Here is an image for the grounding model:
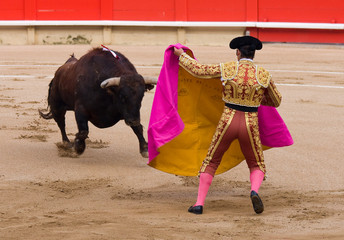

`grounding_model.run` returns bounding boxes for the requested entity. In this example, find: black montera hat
[229,36,262,50]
